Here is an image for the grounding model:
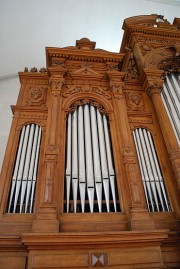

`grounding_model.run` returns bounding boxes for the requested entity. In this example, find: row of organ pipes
[7,124,42,213]
[133,128,170,212]
[65,104,119,213]
[162,73,180,146]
